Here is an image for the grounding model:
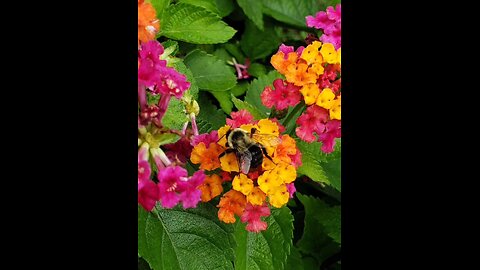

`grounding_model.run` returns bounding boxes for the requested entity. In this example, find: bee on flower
[190,110,301,232]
